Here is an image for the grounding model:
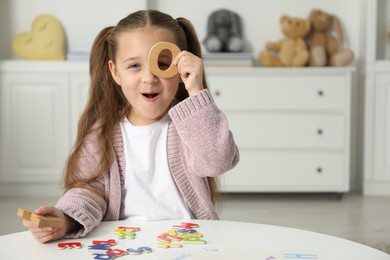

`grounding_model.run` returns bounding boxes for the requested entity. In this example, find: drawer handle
[316,167,323,174]
[318,90,324,96]
[214,90,221,97]
[317,128,323,135]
